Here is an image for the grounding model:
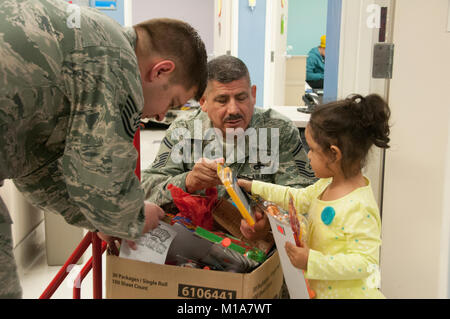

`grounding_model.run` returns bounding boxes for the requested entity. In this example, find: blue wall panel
[238,0,266,107]
[90,0,124,26]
